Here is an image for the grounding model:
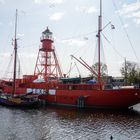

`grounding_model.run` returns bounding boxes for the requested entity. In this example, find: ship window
[48,89,56,95]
